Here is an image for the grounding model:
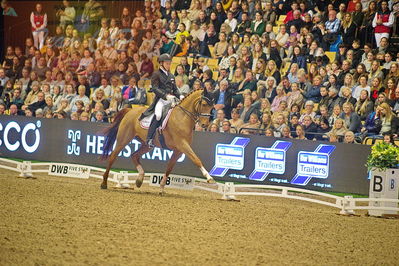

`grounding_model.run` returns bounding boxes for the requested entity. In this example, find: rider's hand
[166,94,176,101]
[179,95,185,100]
